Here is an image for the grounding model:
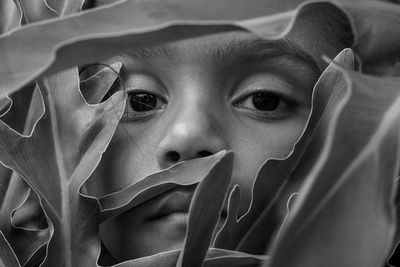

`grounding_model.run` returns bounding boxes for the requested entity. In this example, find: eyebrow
[217,38,321,73]
[120,37,320,74]
[123,44,177,60]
